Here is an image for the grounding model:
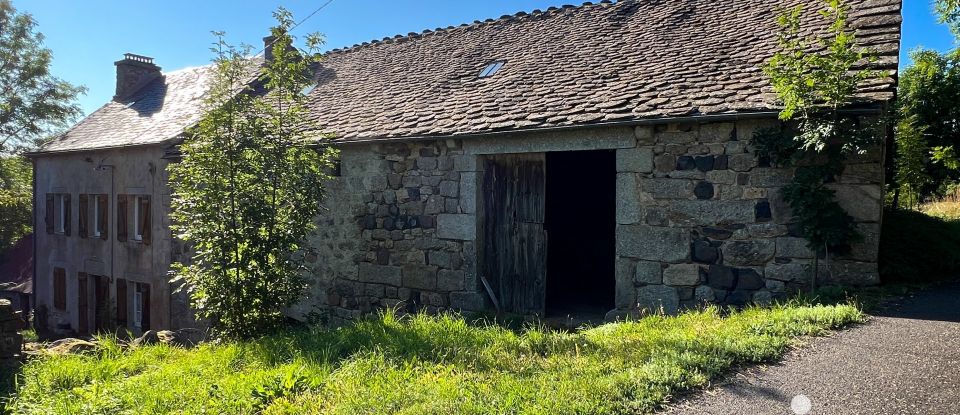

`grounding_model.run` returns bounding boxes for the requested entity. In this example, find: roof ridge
[325,0,619,56]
